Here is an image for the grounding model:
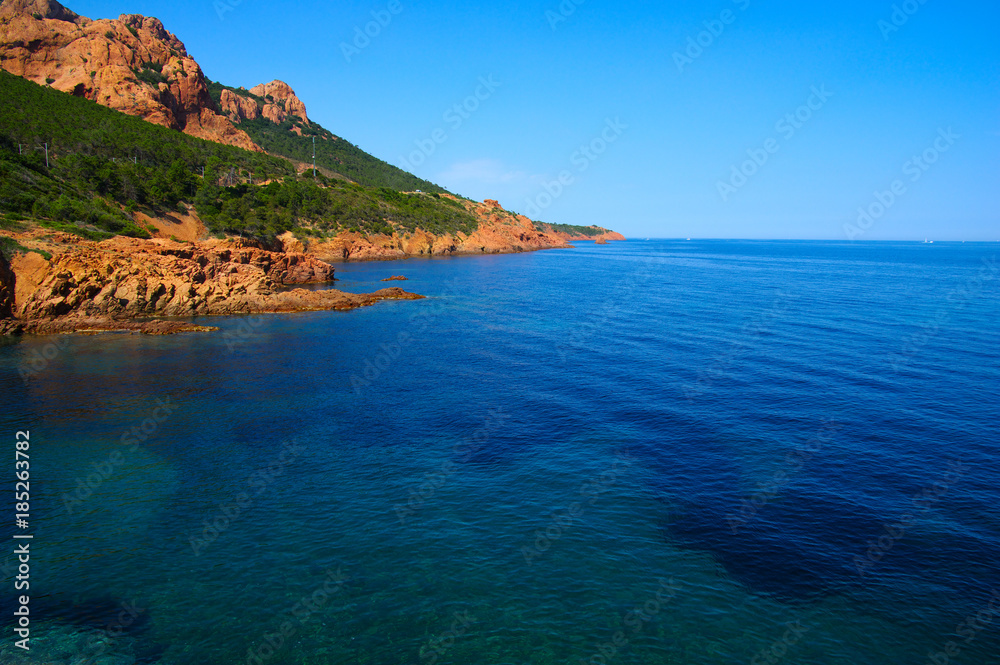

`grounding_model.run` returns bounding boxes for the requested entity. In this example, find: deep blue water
[1,239,999,664]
